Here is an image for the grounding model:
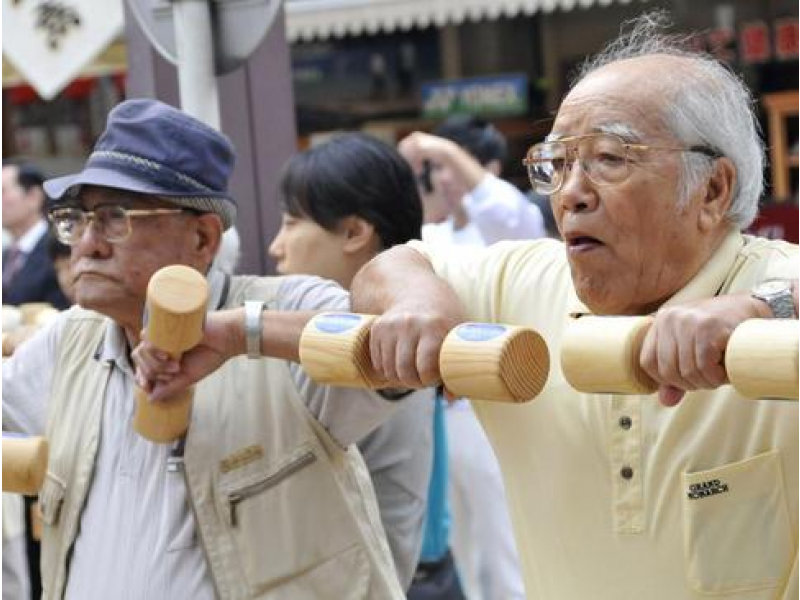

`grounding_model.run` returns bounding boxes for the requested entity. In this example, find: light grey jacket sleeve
[276,275,404,448]
[357,389,434,589]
